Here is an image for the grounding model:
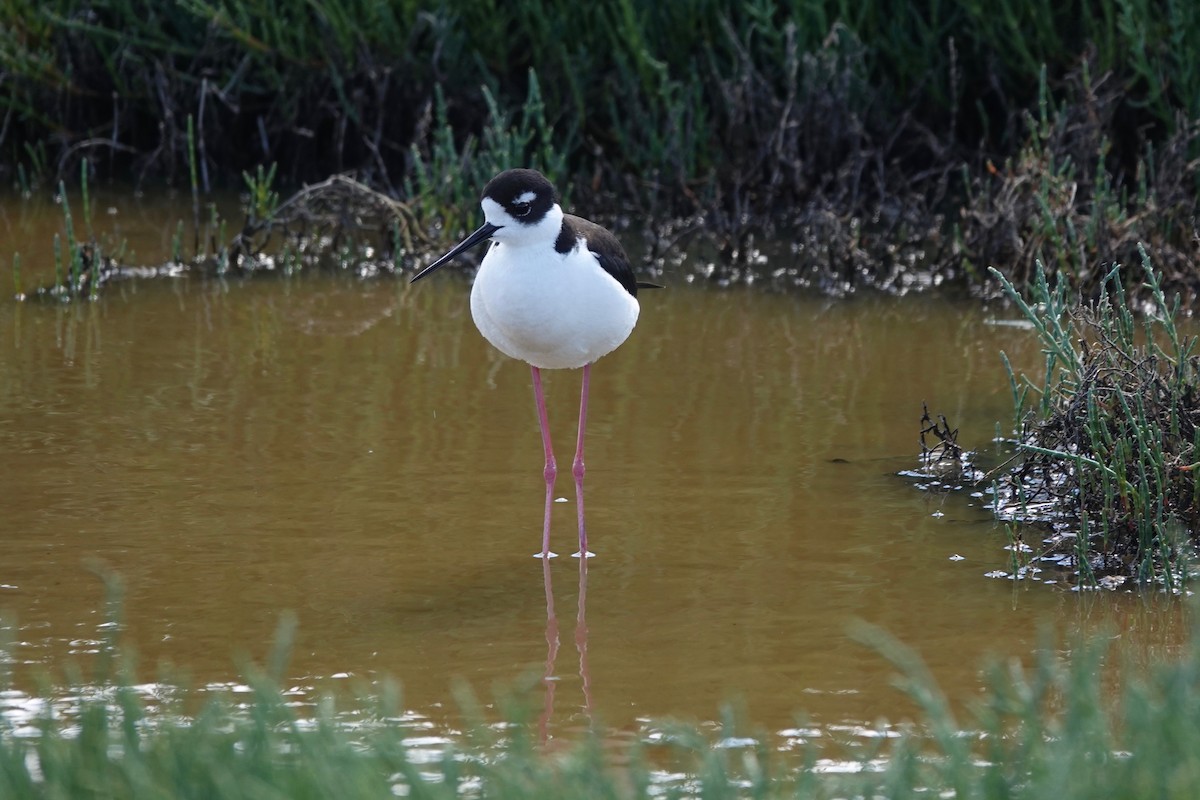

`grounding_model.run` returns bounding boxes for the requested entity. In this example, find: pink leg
[573,364,593,558]
[532,366,557,558]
